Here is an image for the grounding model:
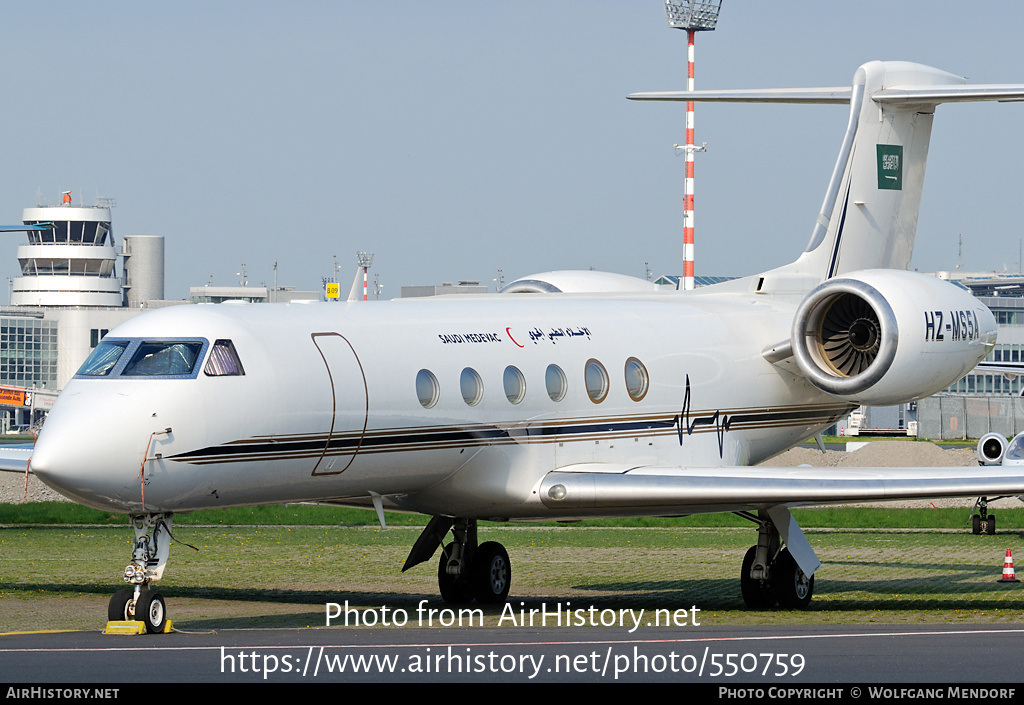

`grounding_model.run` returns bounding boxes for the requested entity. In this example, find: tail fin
[629,61,1024,283]
[791,62,955,278]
